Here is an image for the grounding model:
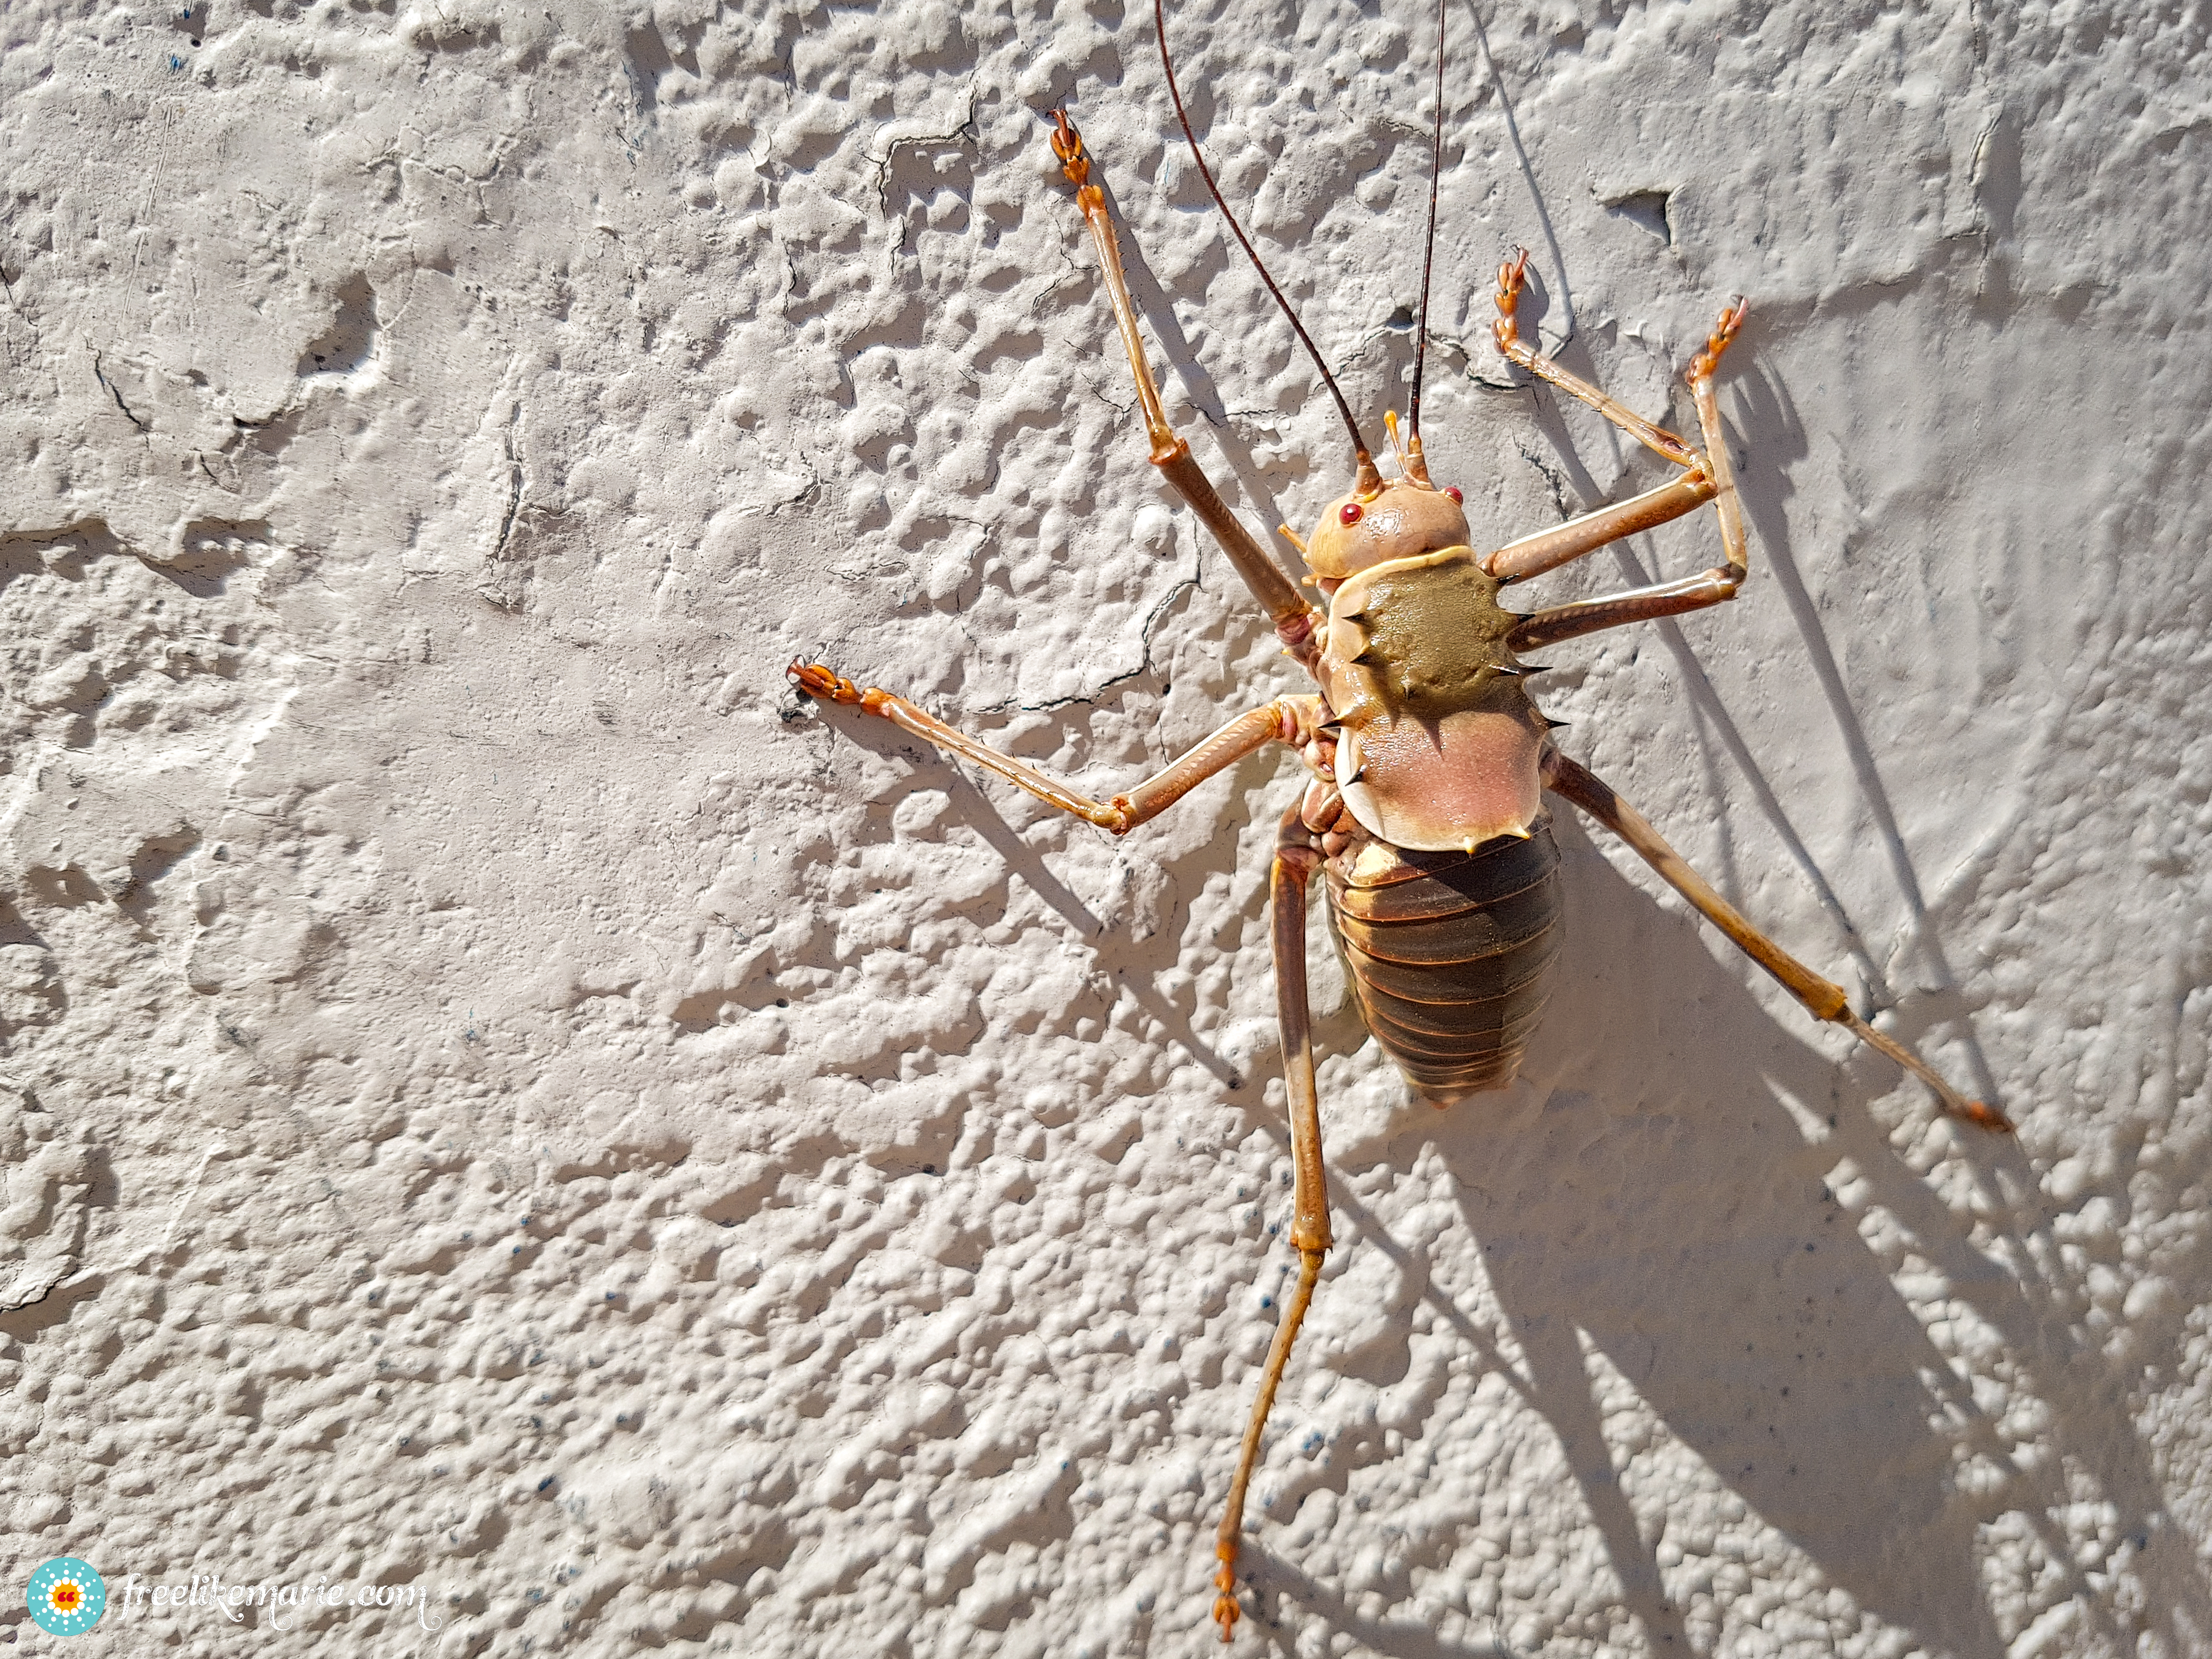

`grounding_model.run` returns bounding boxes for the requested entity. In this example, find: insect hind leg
[1542,748,2010,1132]
[1214,809,1334,1642]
